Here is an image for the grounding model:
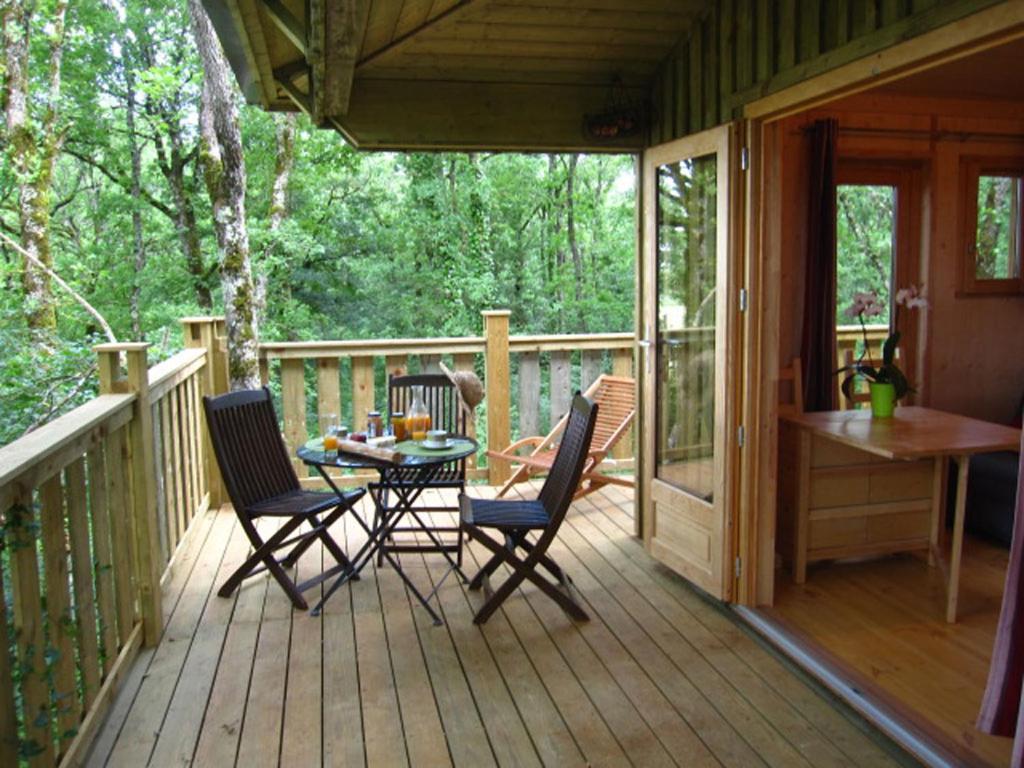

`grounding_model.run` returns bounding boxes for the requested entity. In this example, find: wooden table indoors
[779,406,1020,622]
